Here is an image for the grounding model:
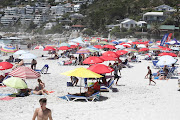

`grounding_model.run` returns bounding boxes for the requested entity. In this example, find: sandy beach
[0,49,179,120]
